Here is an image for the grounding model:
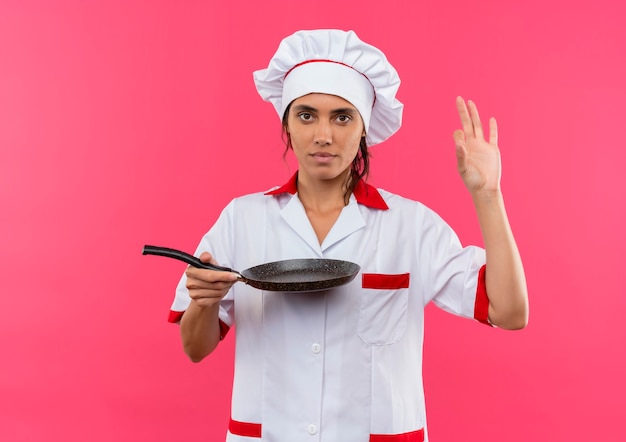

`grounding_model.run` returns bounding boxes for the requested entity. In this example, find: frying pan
[142,245,360,292]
